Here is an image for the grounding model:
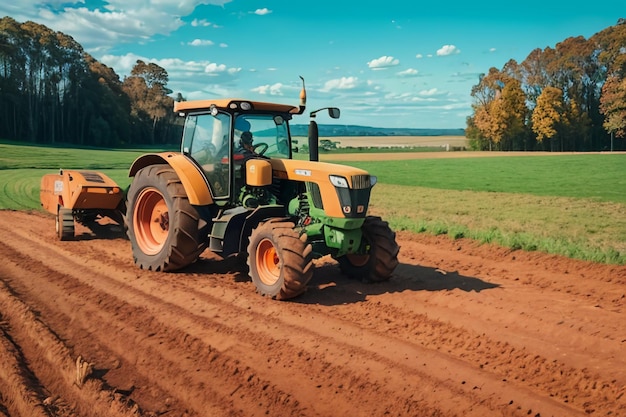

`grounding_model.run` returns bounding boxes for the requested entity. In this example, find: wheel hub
[257,238,281,286]
[134,188,169,255]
